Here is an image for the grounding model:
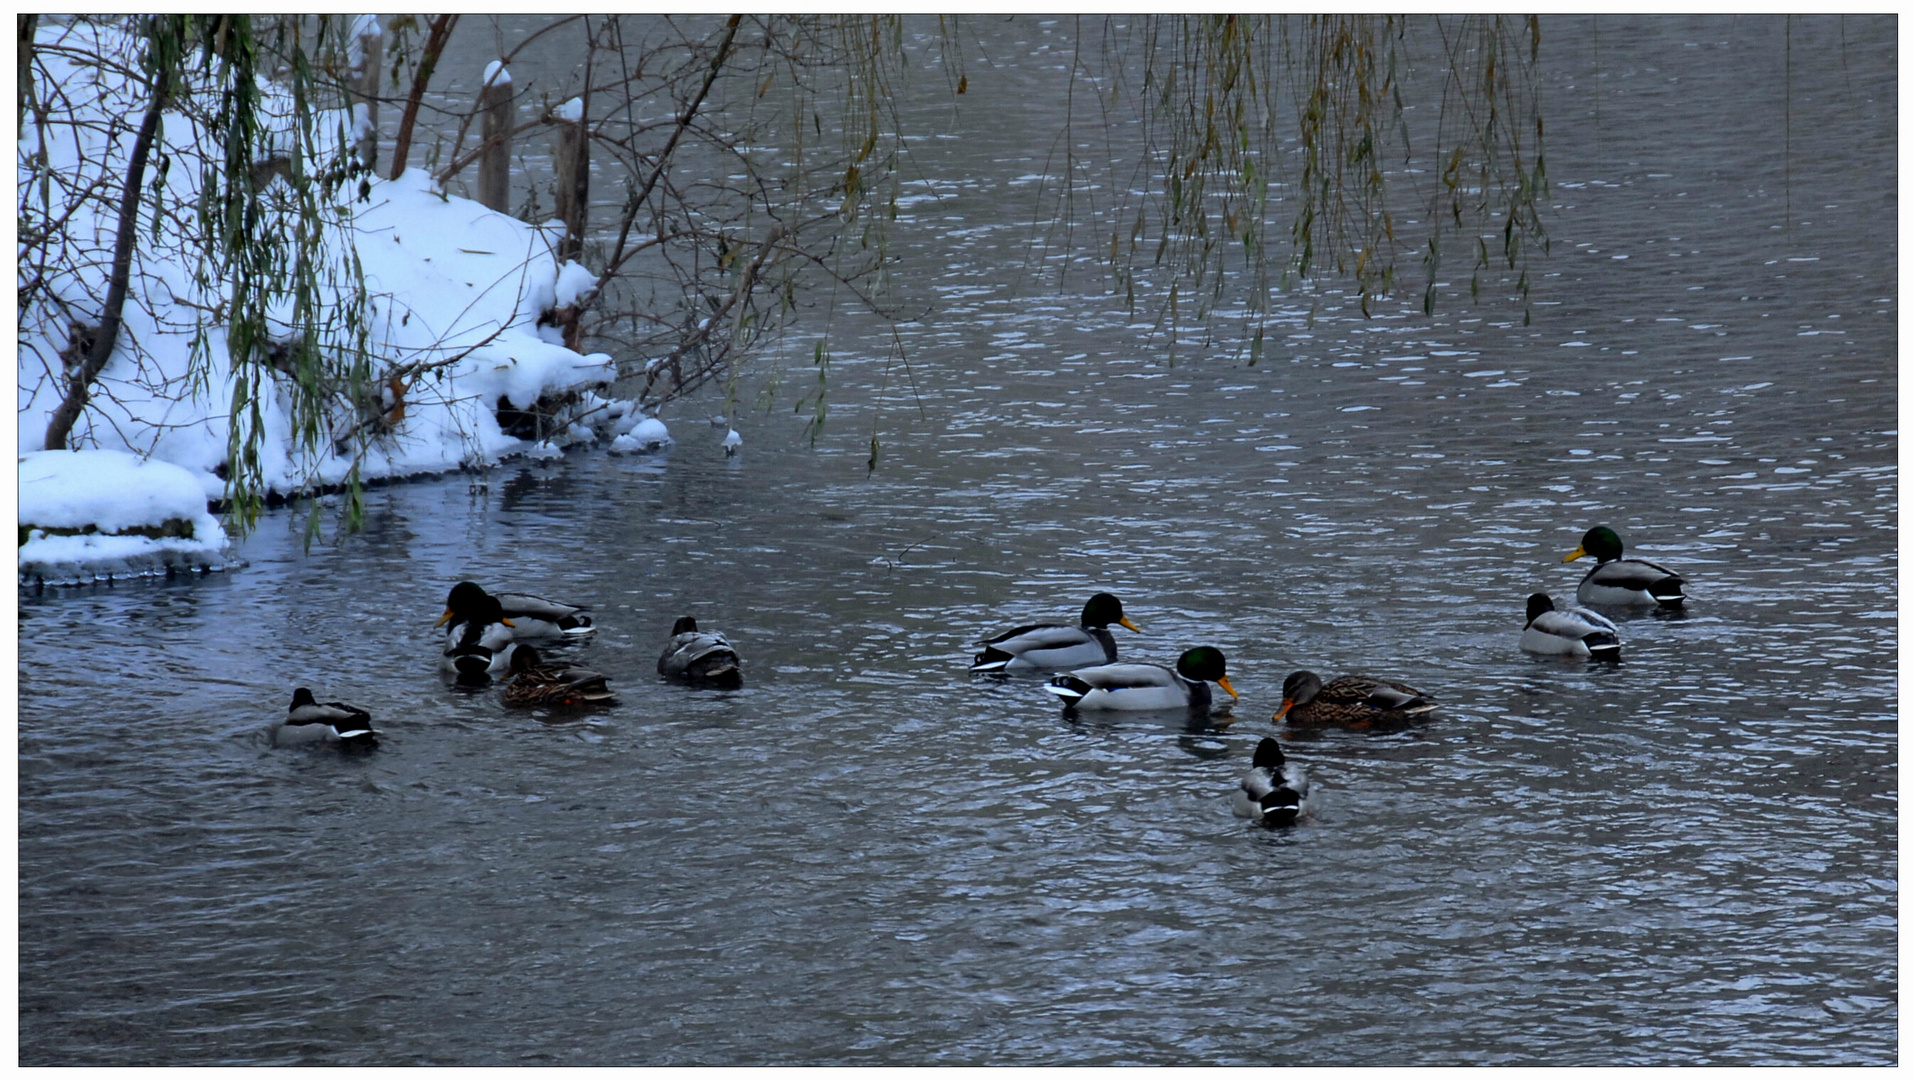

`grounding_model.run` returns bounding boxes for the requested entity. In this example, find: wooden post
[551,96,587,263]
[478,61,512,213]
[351,16,381,172]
